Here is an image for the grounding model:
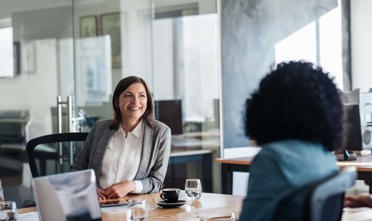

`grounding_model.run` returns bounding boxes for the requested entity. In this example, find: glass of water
[0,201,17,221]
[185,179,202,202]
[0,180,4,202]
[126,199,147,221]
